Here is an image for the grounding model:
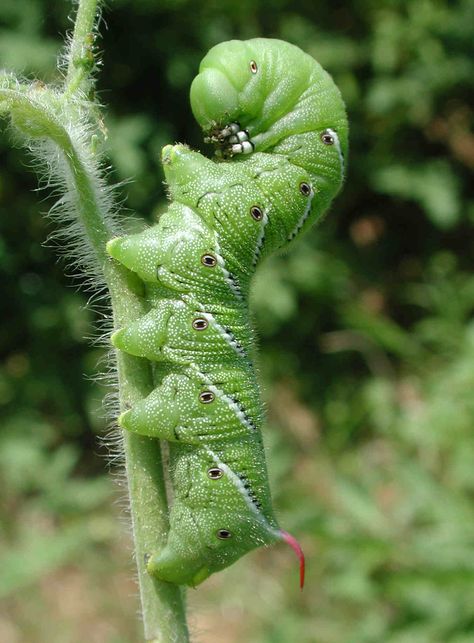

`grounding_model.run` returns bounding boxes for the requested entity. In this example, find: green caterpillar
[107,38,348,588]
